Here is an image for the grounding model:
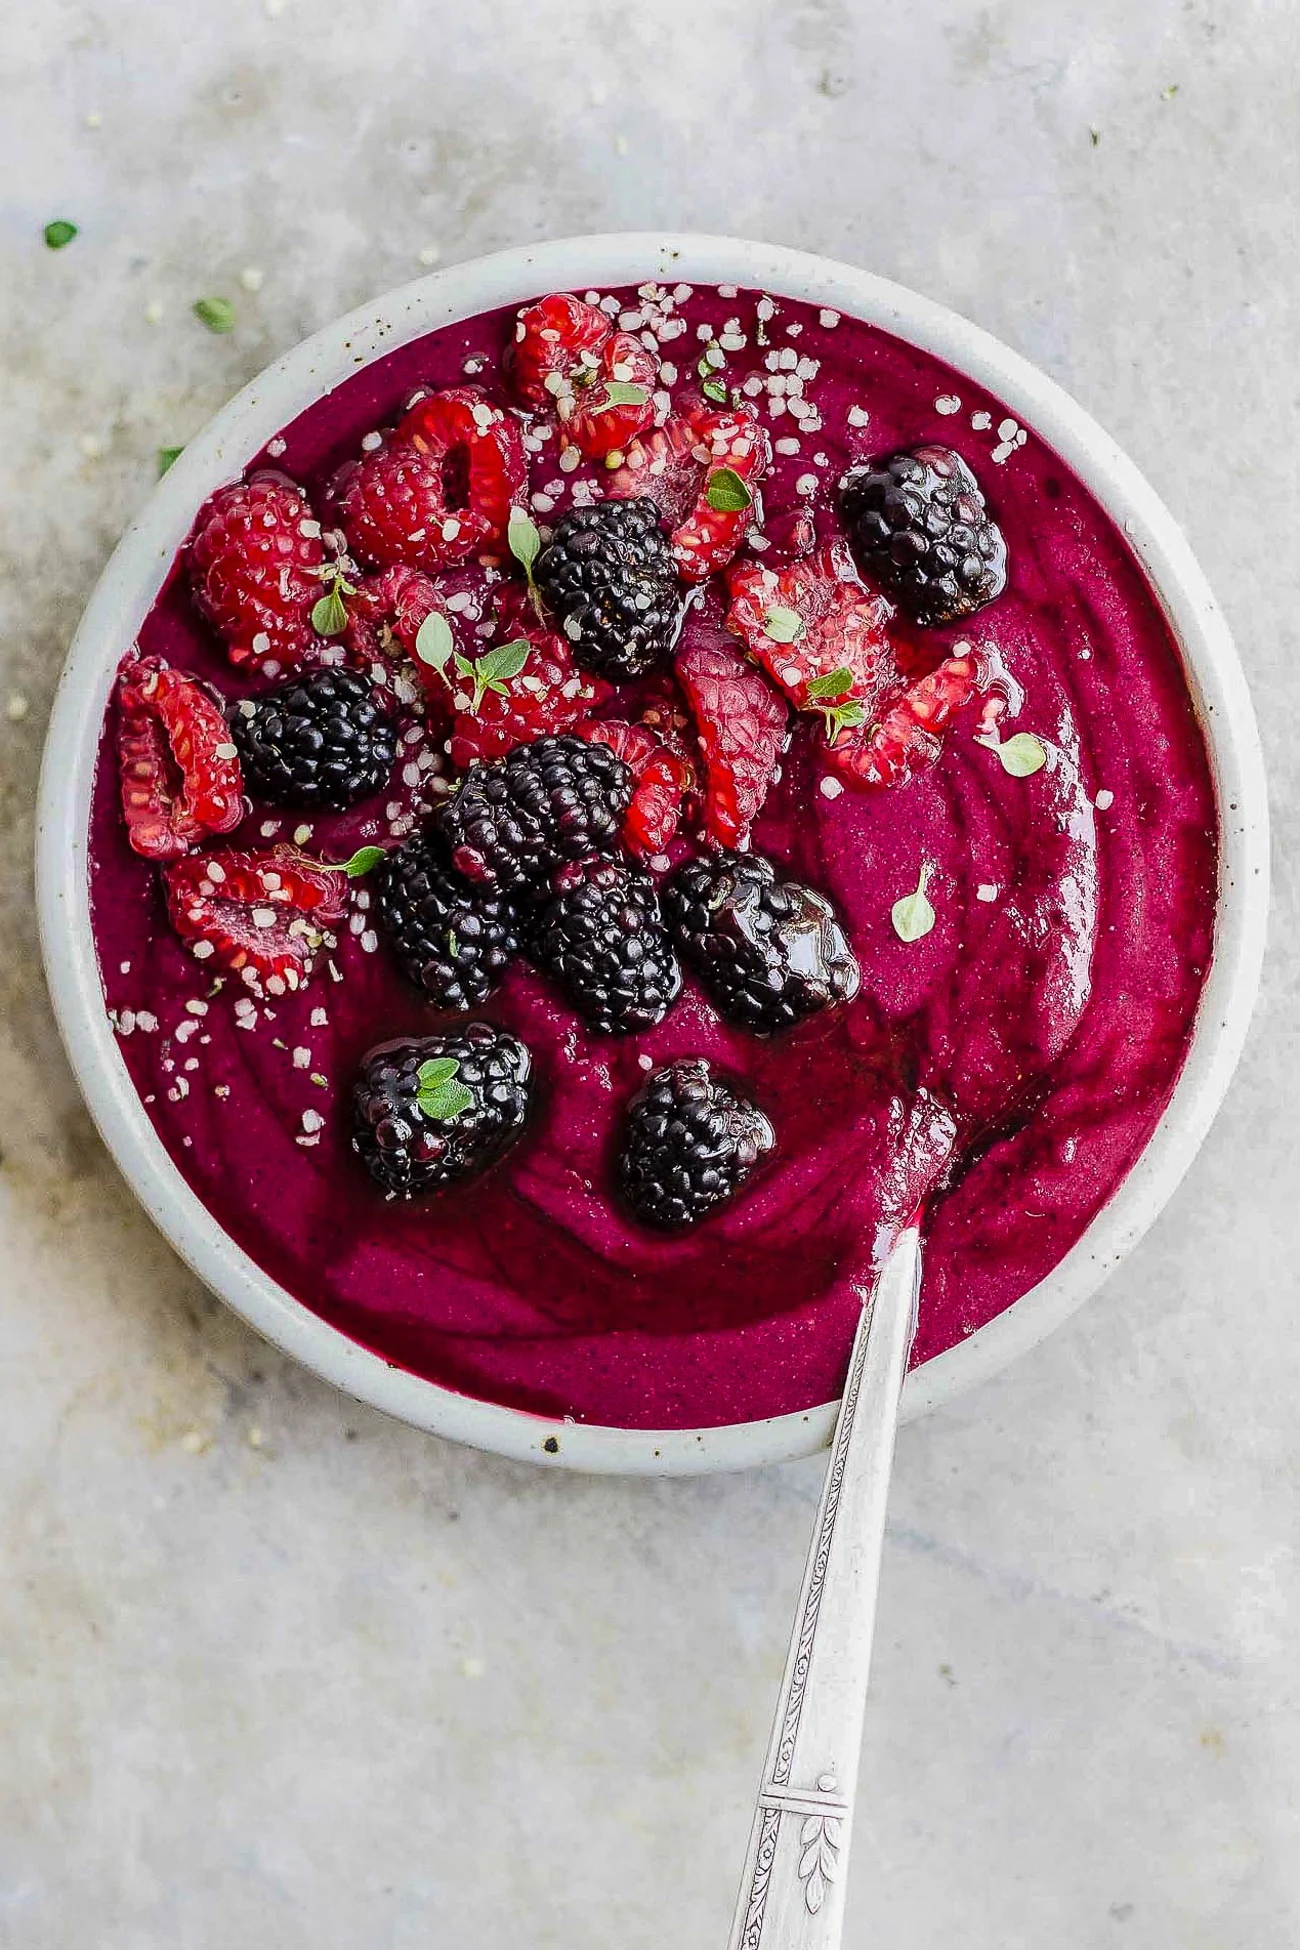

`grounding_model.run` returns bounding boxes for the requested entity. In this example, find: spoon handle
[725,1227,922,1950]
